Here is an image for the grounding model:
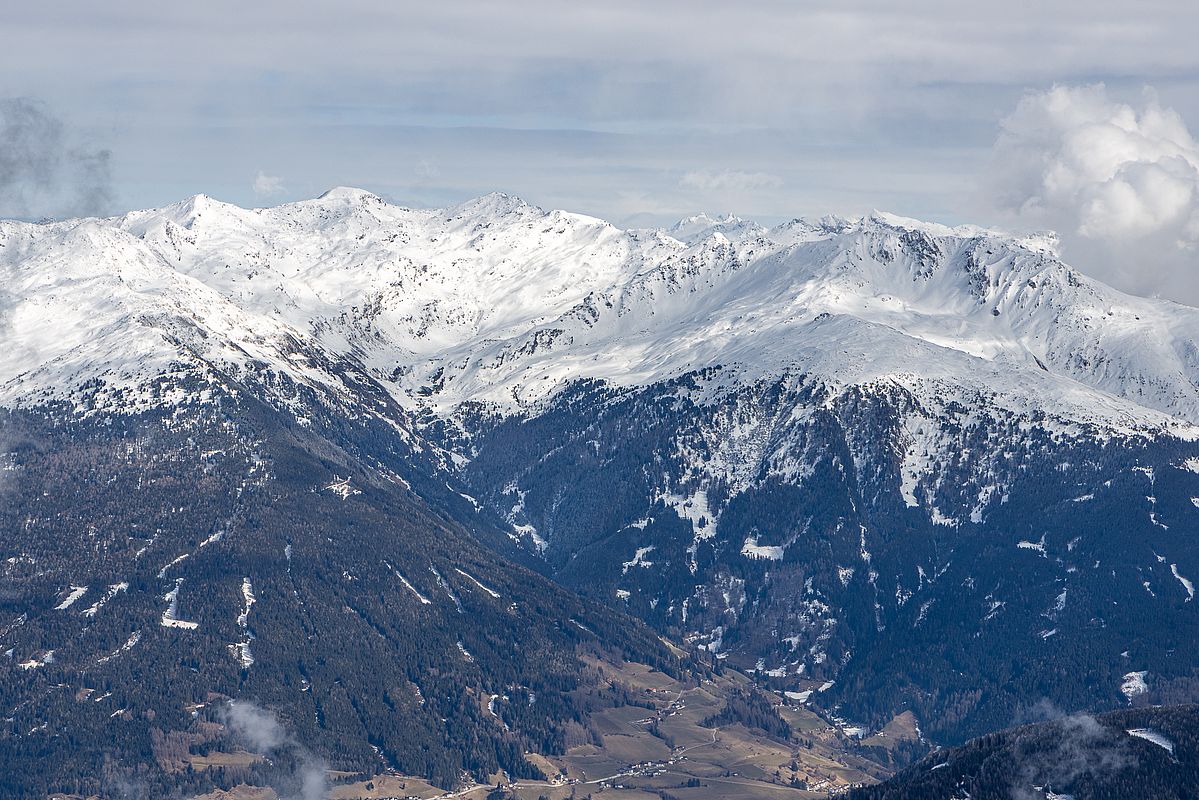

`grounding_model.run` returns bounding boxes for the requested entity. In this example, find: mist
[221,700,328,800]
[1007,703,1136,800]
[0,97,113,220]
